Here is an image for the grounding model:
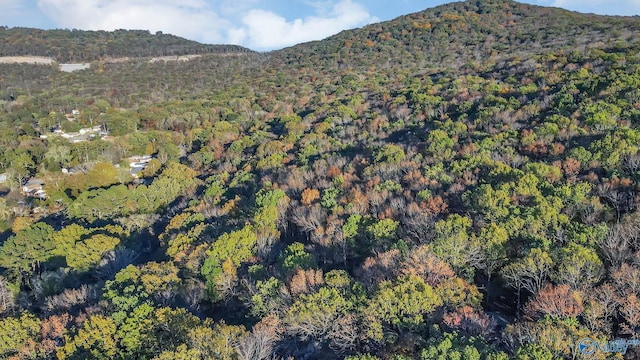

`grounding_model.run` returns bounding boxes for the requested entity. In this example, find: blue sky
[1,0,639,51]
